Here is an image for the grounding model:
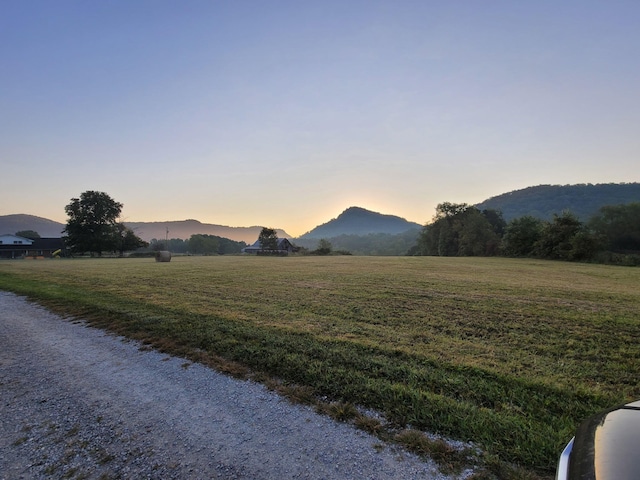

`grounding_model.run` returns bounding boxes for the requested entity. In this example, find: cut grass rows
[1,256,639,477]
